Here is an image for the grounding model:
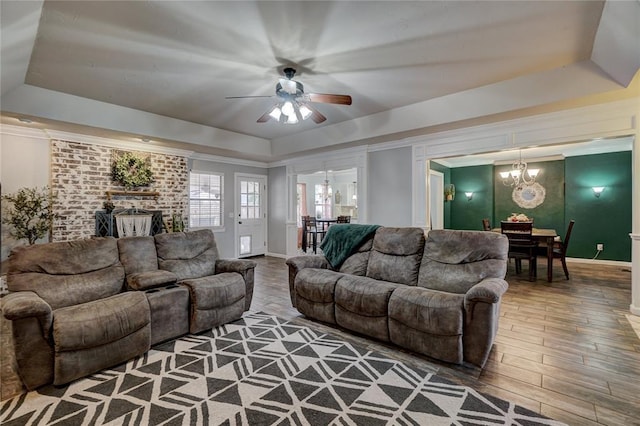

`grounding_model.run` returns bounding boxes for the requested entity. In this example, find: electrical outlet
[597,243,604,251]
